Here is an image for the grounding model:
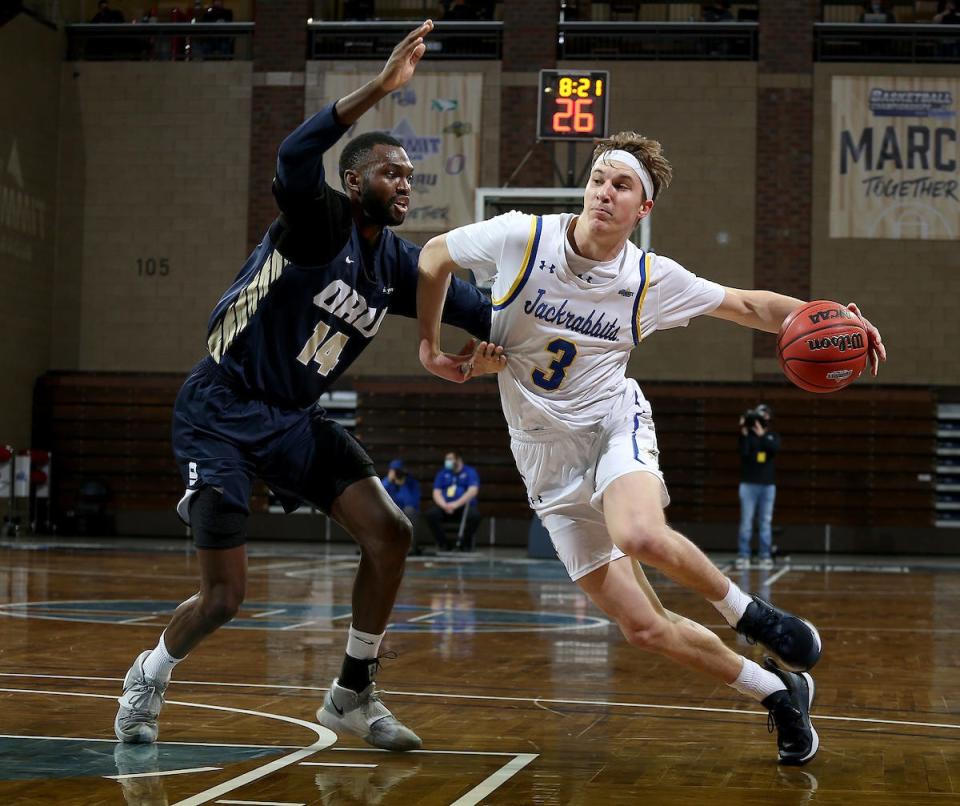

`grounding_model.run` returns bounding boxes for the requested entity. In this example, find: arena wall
[0,15,60,447]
